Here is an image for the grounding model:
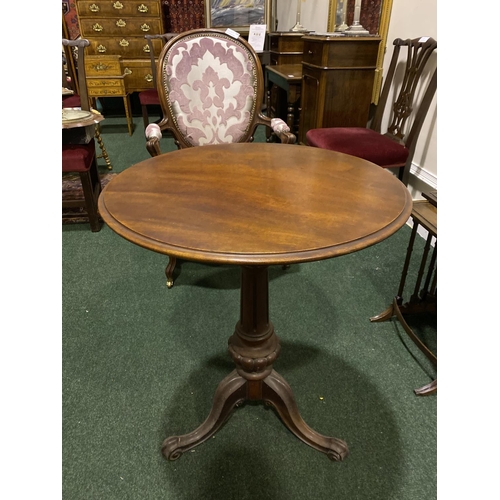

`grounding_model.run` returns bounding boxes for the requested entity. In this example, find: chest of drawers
[75,0,165,92]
